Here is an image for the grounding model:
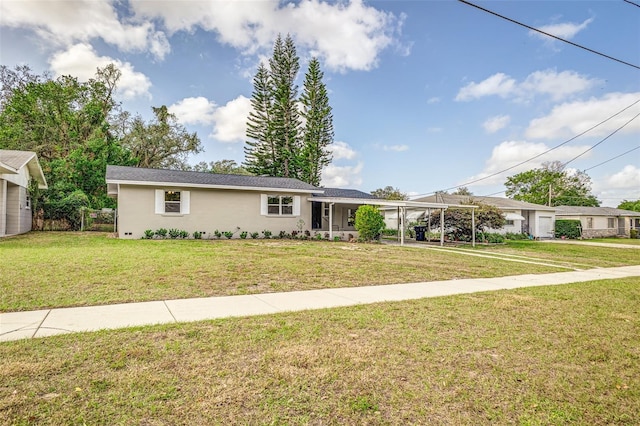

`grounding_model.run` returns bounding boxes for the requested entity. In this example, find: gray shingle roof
[316,187,375,199]
[106,165,321,192]
[414,194,556,211]
[555,205,640,217]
